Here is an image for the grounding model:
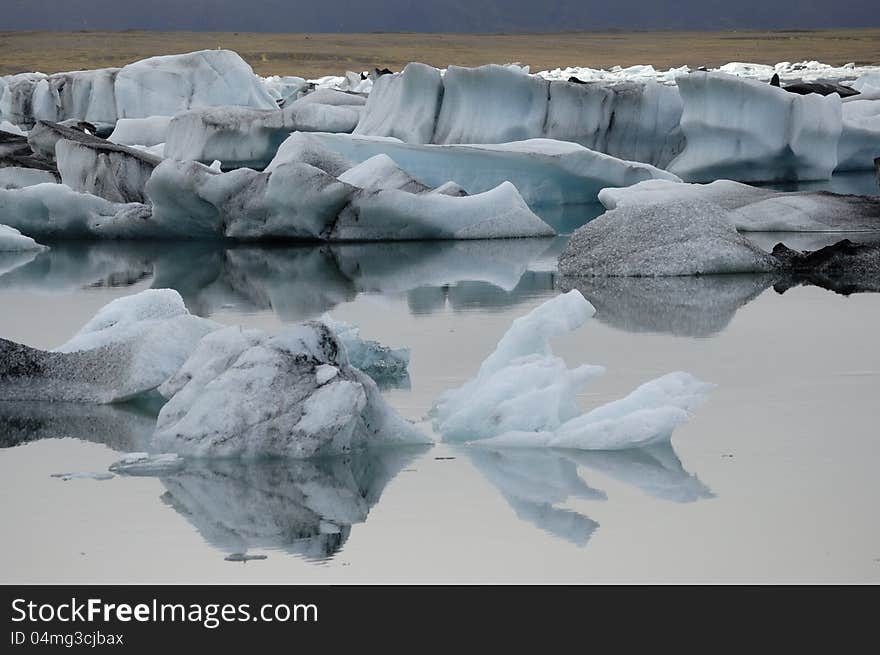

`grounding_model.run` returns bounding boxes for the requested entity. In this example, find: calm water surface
[1,172,879,583]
